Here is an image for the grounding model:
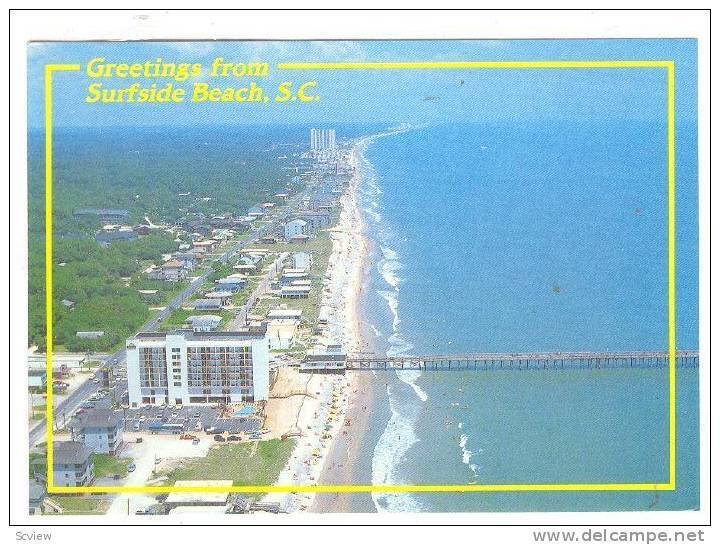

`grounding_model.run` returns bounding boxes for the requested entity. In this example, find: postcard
[10,10,709,537]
